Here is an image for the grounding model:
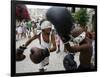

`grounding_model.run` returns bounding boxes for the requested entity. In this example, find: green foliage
[73,8,89,27]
